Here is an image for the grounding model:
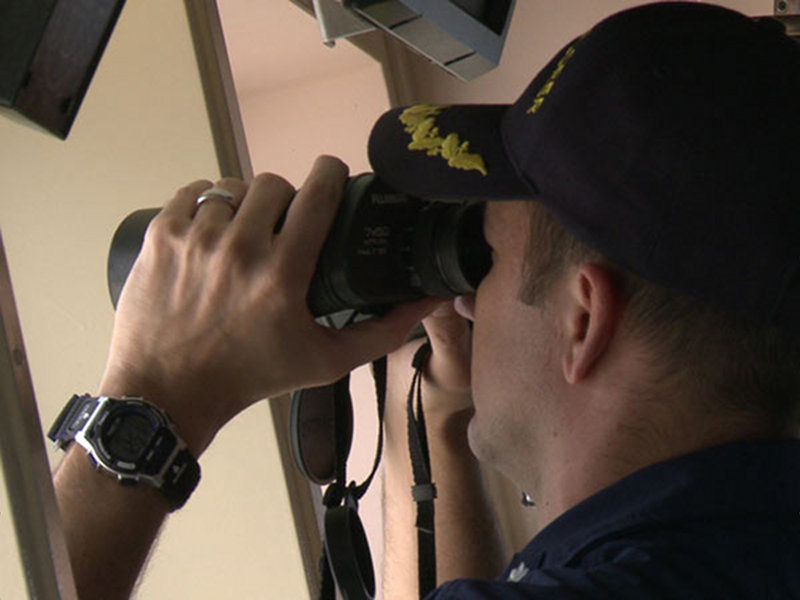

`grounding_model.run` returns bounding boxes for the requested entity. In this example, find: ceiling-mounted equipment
[311,0,516,81]
[0,0,126,139]
[774,0,800,39]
